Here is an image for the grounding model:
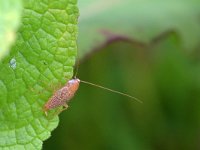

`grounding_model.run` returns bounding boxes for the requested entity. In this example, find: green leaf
[78,0,200,57]
[0,0,22,60]
[0,0,78,149]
